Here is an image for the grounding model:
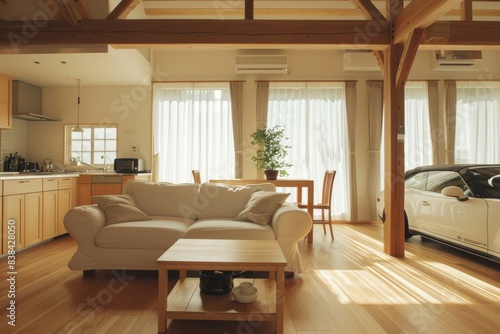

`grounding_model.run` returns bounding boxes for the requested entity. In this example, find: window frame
[64,124,118,166]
